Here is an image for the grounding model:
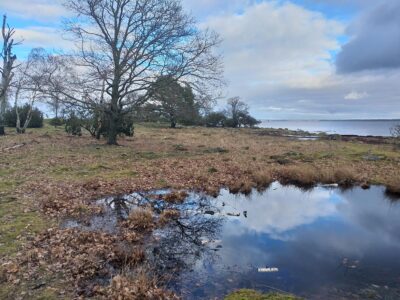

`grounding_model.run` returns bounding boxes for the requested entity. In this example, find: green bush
[204,112,227,127]
[65,113,82,136]
[224,118,236,128]
[49,117,65,127]
[4,104,44,128]
[238,112,261,128]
